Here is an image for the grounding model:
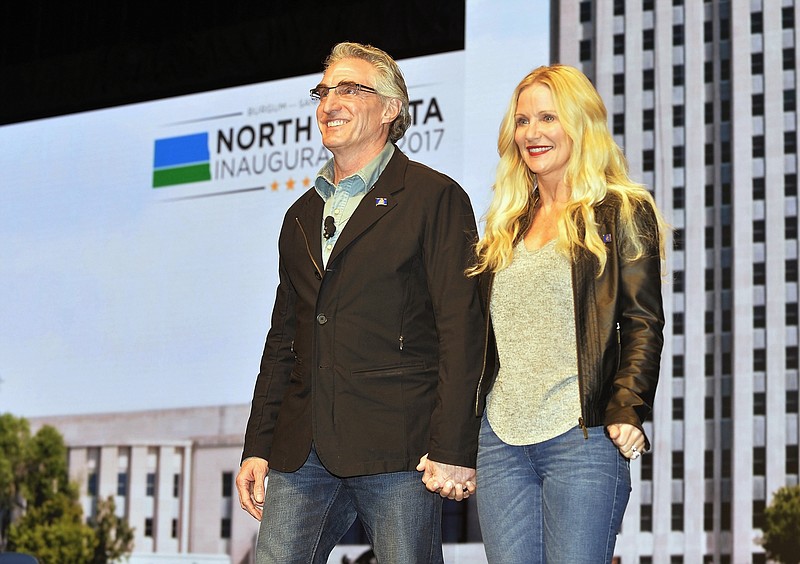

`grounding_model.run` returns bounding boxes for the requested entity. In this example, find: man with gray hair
[236,42,484,563]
